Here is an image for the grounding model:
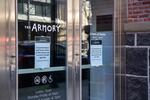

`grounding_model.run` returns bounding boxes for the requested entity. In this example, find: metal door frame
[67,0,82,100]
[8,0,117,100]
[14,0,82,100]
[0,0,82,99]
